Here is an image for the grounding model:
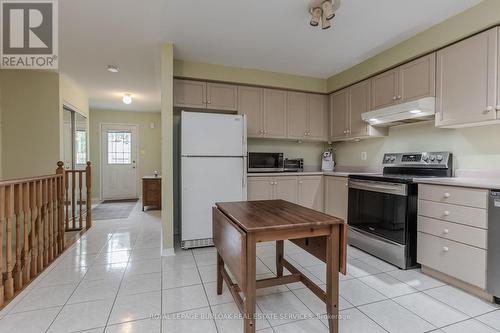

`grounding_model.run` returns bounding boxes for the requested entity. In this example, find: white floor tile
[162,252,196,270]
[198,265,218,283]
[162,307,217,333]
[424,285,499,317]
[37,267,87,287]
[441,319,498,333]
[335,307,387,333]
[204,281,237,305]
[476,310,500,331]
[93,250,131,265]
[162,267,201,289]
[292,287,353,314]
[393,292,469,328]
[105,318,160,333]
[108,291,161,325]
[129,247,162,262]
[358,273,417,298]
[211,301,270,333]
[359,299,436,333]
[339,279,387,306]
[68,278,120,304]
[387,269,446,291]
[273,318,328,332]
[257,291,313,326]
[119,272,161,296]
[346,259,383,278]
[84,263,126,282]
[162,285,209,314]
[0,306,61,333]
[125,259,162,277]
[48,299,114,333]
[11,284,76,313]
